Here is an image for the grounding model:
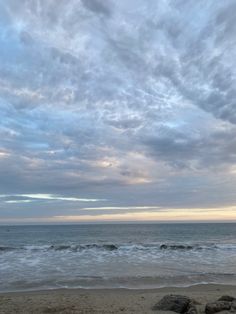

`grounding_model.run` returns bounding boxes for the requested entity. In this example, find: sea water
[0,223,236,292]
